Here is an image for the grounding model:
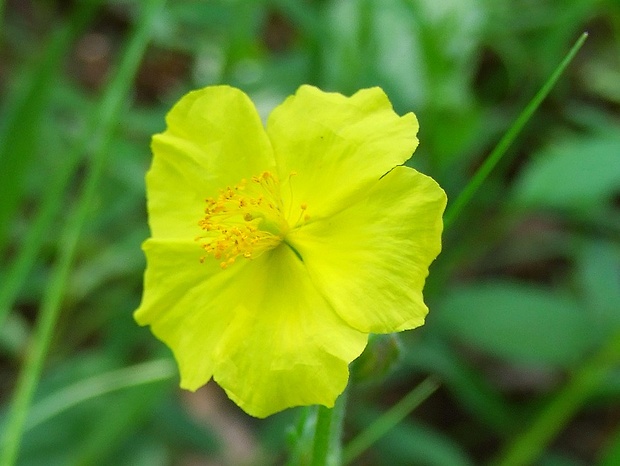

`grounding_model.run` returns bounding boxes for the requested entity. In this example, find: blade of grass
[72,378,170,466]
[0,1,99,254]
[21,359,175,432]
[0,149,79,327]
[404,338,515,433]
[0,1,166,464]
[493,328,620,466]
[443,32,588,229]
[0,2,131,328]
[343,376,440,465]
